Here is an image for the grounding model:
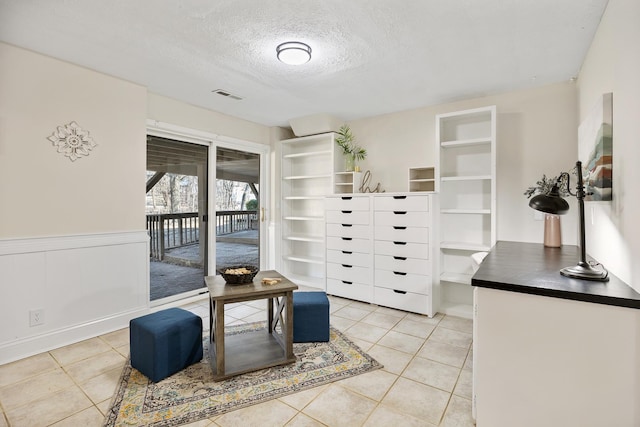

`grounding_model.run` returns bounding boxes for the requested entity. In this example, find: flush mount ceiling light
[276,41,311,65]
